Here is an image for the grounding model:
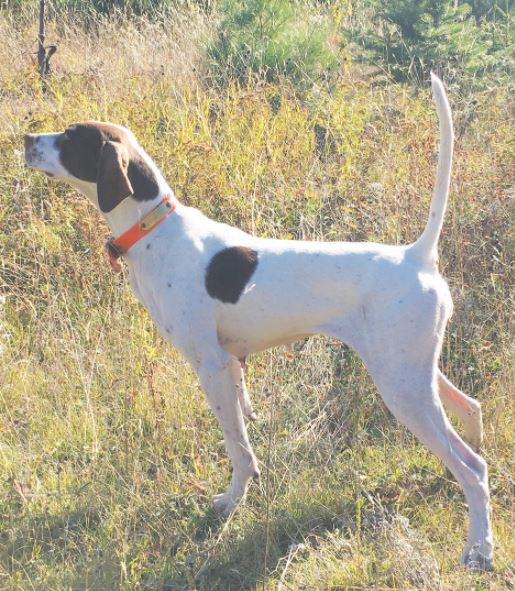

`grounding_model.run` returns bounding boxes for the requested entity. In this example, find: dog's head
[24,122,160,212]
